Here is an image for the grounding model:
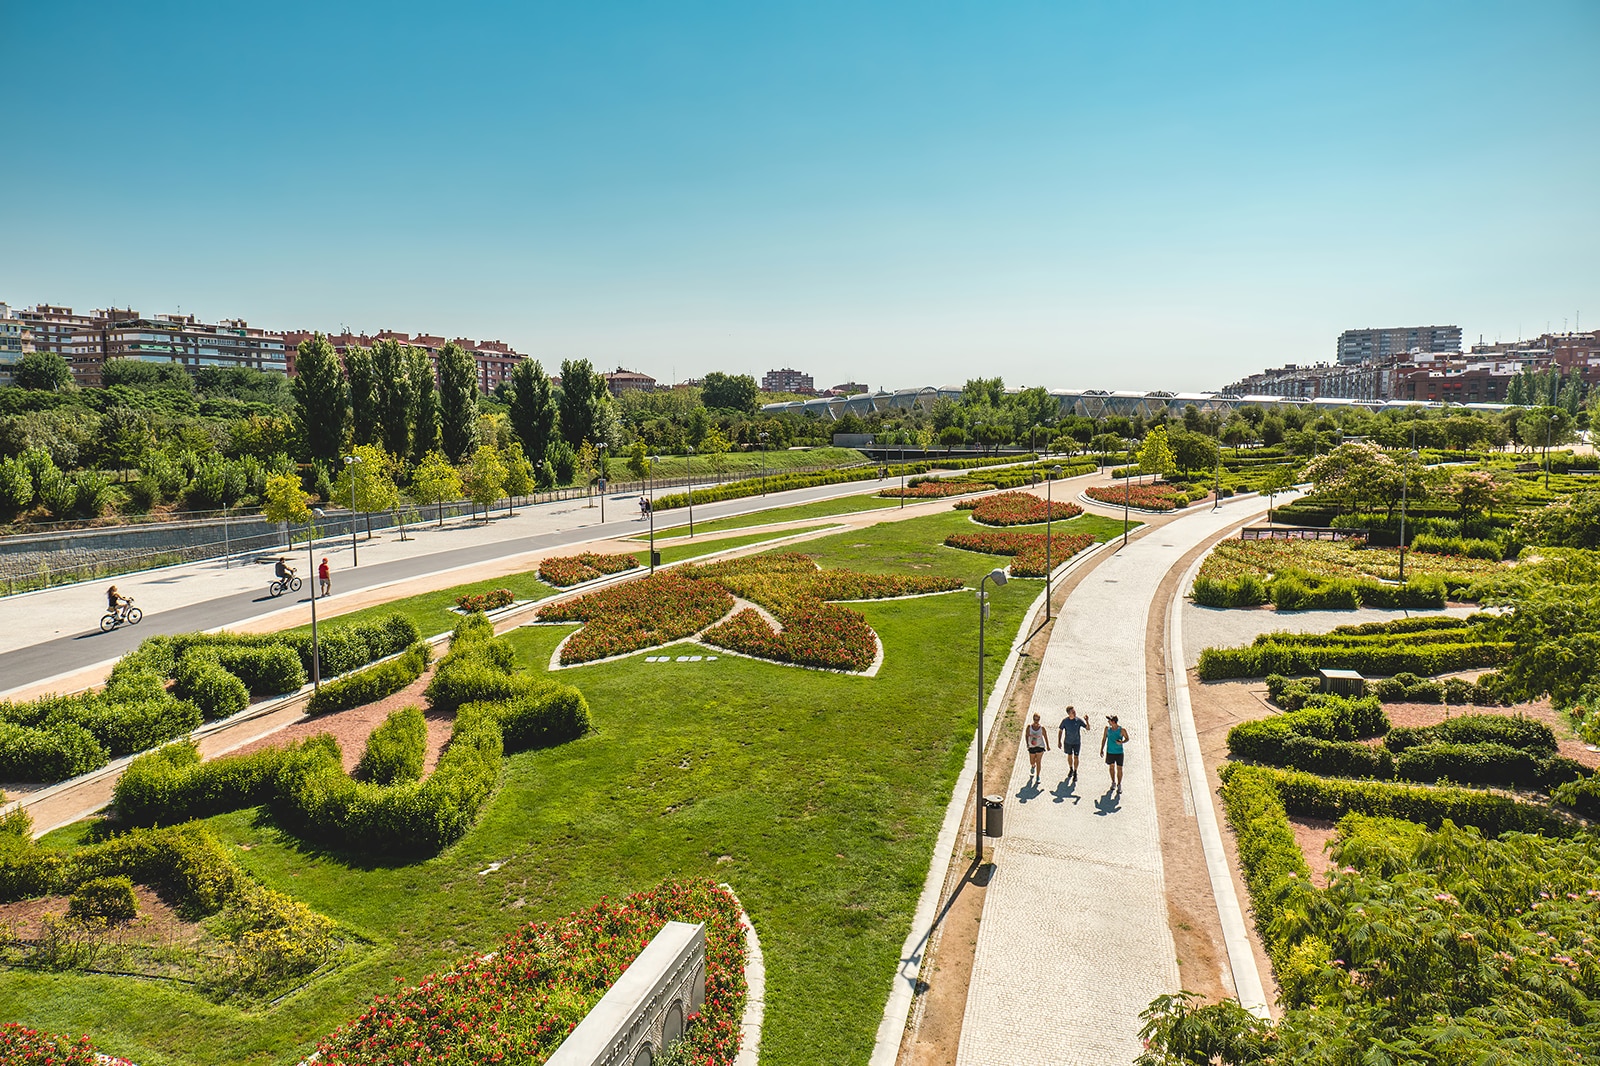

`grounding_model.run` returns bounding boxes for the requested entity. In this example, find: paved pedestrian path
[956,496,1272,1065]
